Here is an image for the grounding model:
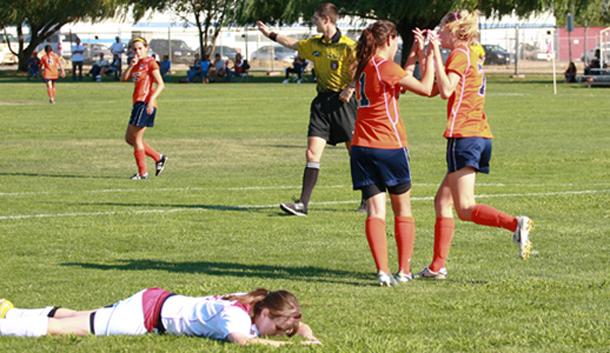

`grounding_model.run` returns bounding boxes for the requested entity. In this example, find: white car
[0,34,18,64]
